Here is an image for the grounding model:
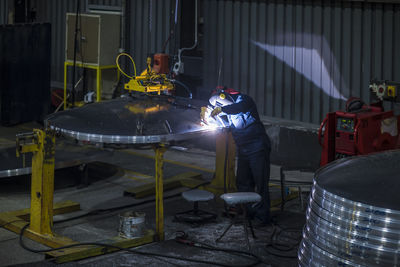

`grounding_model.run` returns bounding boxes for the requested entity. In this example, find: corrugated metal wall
[203,0,400,124]
[36,0,87,84]
[1,0,399,125]
[33,0,174,86]
[87,0,122,11]
[127,0,175,72]
[0,0,8,24]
